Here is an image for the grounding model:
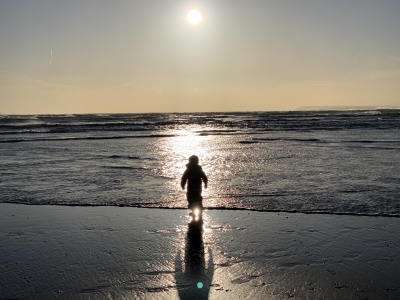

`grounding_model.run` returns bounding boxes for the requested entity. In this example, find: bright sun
[187,9,202,25]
